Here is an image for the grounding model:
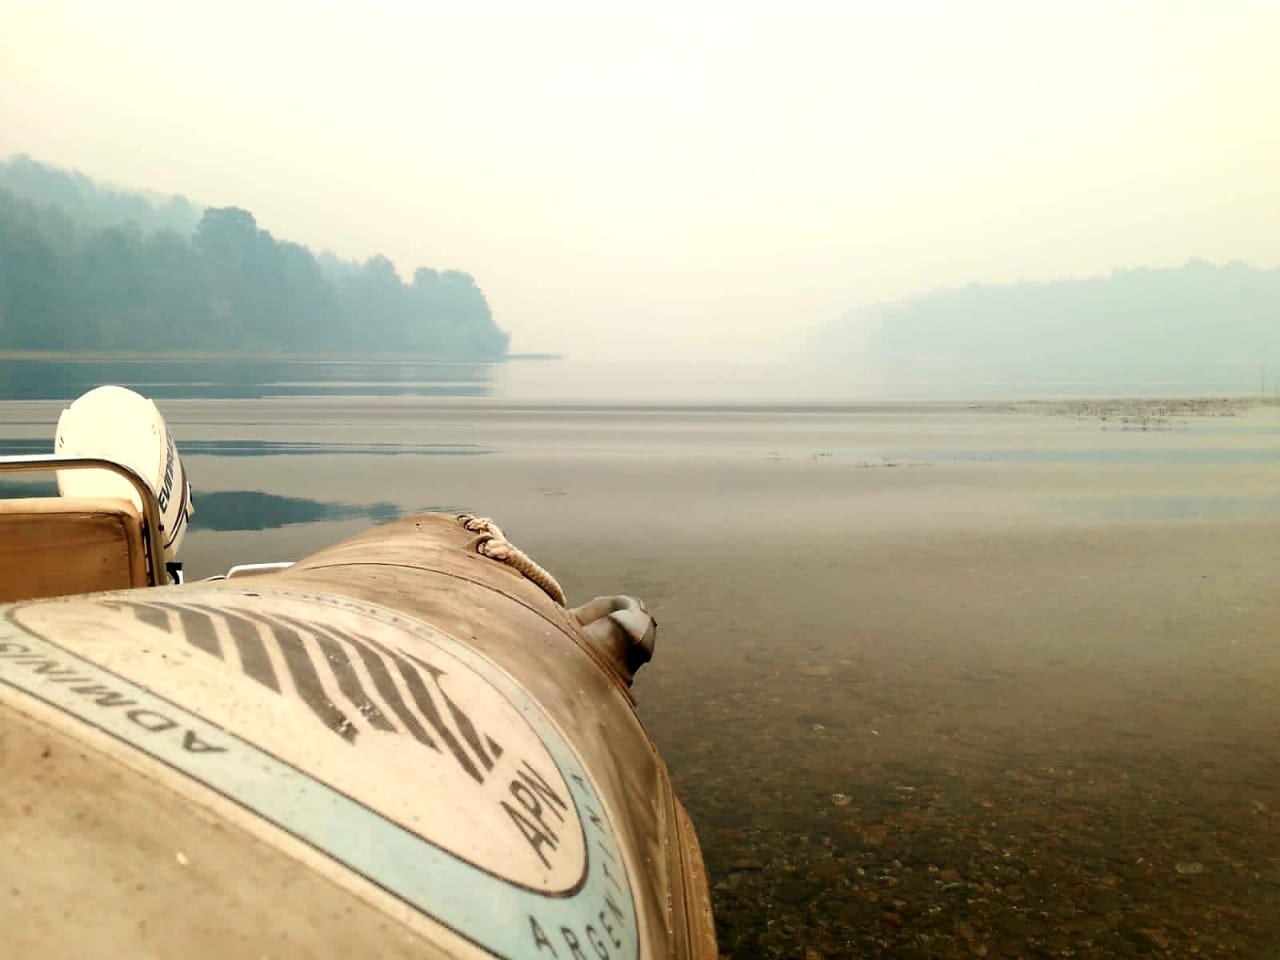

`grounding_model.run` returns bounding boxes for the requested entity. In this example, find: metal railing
[0,454,168,587]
